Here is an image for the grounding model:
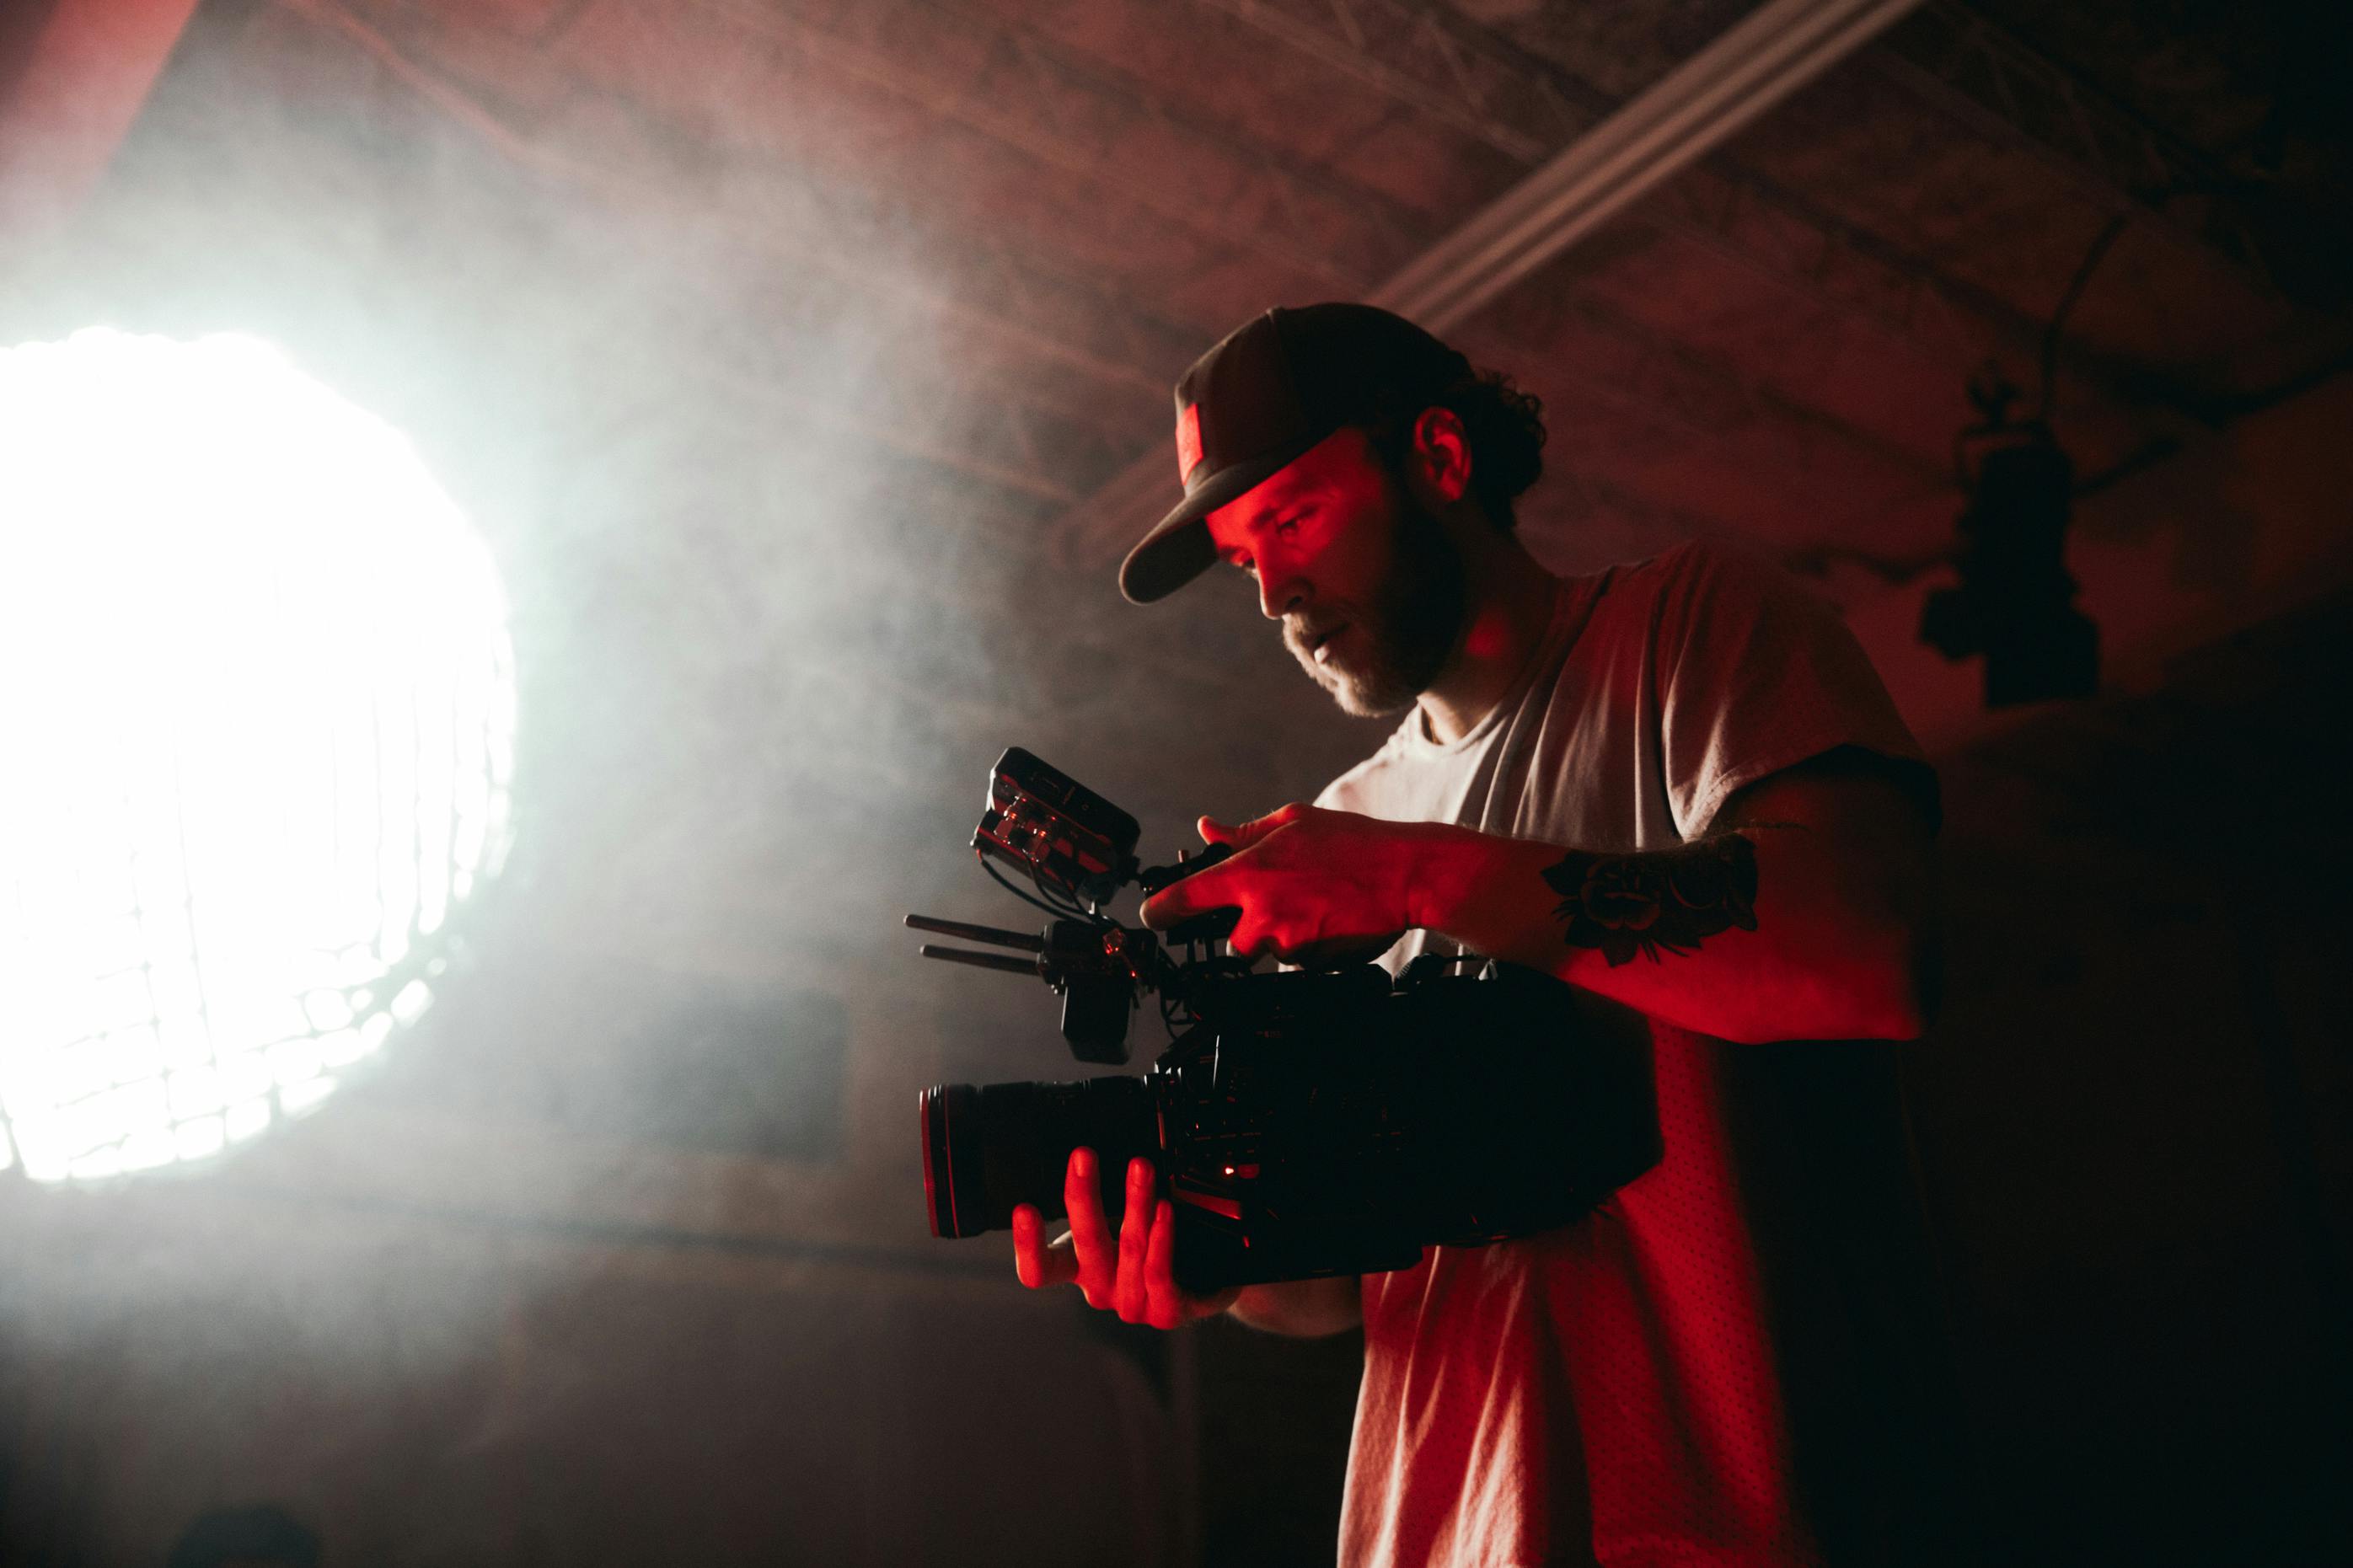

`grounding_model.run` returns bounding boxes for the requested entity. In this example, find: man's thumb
[1200,814,1278,848]
[1202,806,1301,849]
